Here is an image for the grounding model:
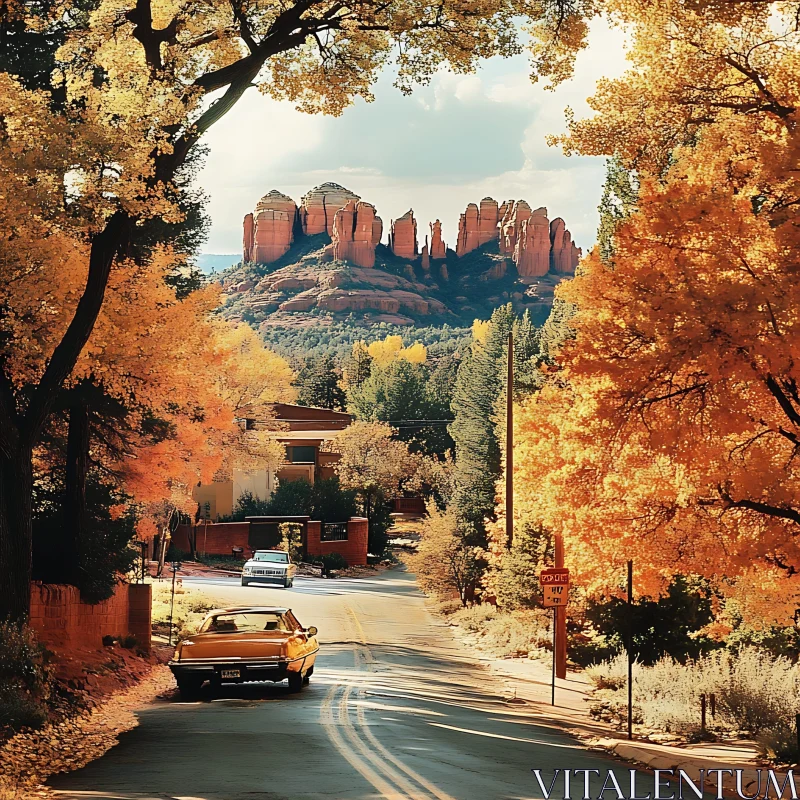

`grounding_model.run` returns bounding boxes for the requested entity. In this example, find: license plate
[221,669,240,679]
